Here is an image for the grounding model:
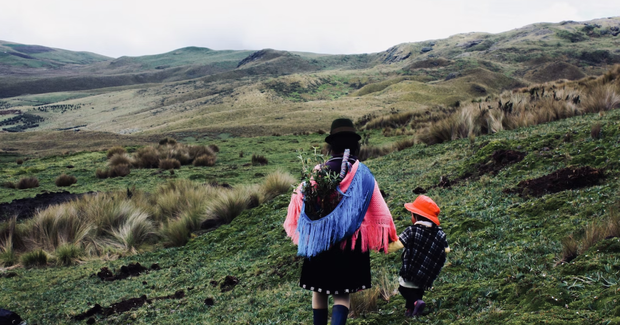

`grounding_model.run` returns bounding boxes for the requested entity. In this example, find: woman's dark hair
[327,134,361,156]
